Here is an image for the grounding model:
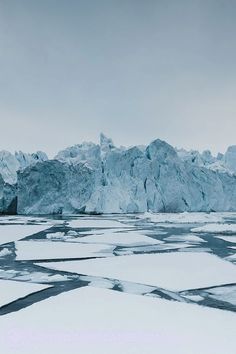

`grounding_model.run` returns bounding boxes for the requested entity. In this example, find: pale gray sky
[0,0,236,157]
